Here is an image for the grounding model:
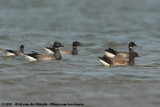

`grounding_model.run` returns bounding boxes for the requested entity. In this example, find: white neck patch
[73,47,77,48]
[130,47,133,49]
